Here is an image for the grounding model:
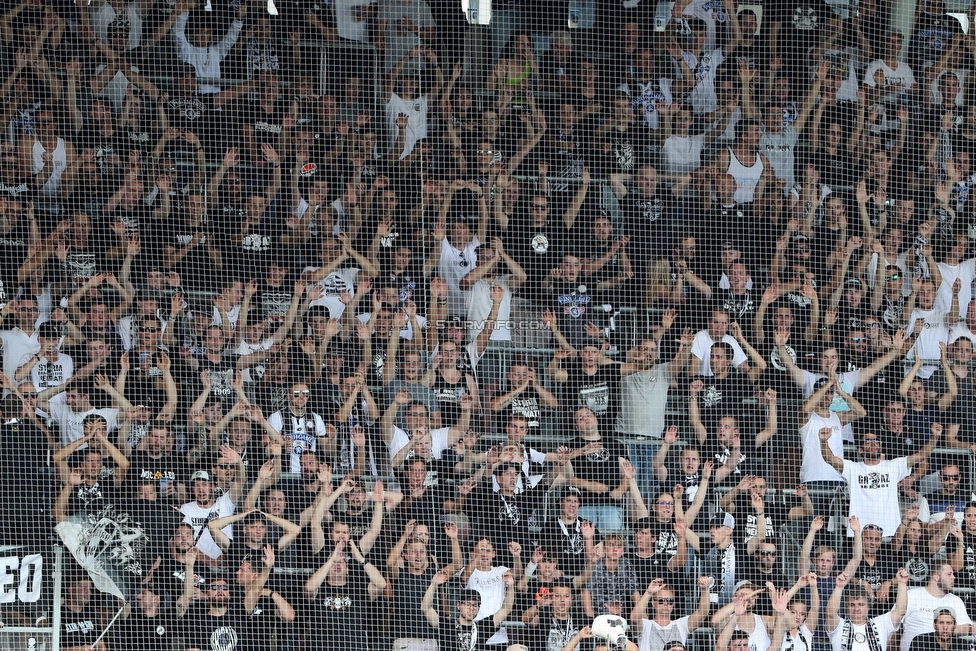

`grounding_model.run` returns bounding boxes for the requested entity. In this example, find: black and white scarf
[840,618,883,651]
